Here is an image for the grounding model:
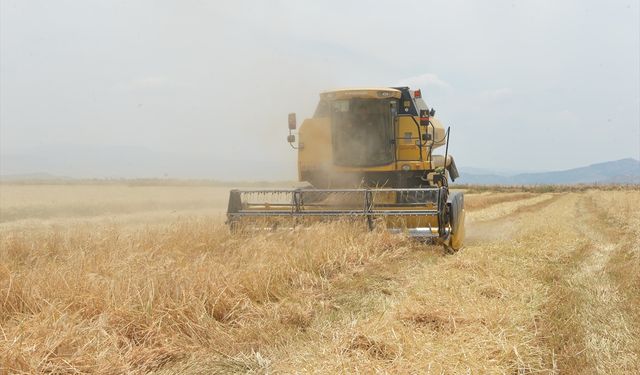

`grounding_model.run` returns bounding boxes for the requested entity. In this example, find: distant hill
[2,145,638,185]
[456,158,640,185]
[0,144,296,181]
[0,172,73,181]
